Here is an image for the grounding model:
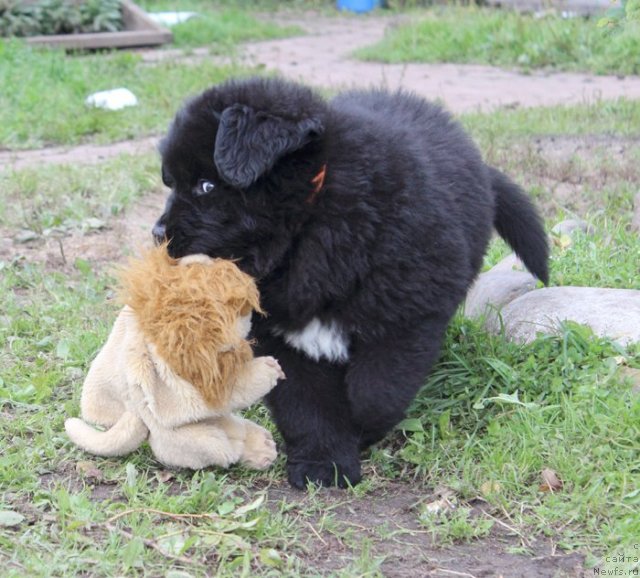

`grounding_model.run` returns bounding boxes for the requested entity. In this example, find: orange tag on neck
[307,163,327,204]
